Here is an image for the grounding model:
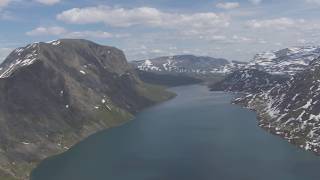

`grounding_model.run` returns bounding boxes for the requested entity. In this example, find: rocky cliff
[0,39,174,180]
